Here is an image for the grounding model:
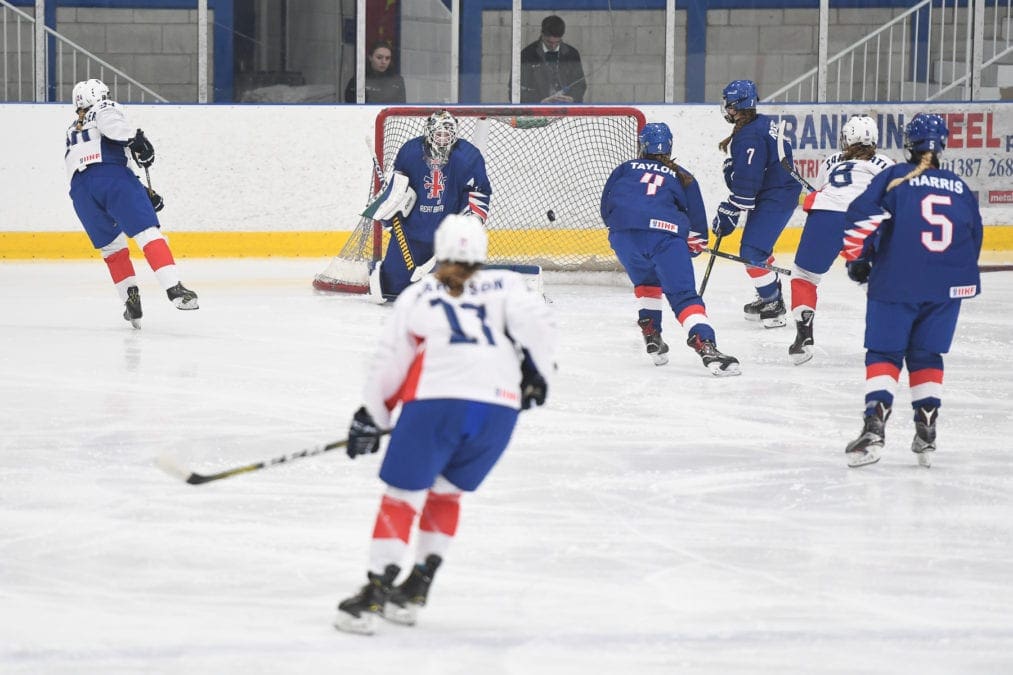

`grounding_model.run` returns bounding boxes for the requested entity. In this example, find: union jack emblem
[425,169,446,199]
